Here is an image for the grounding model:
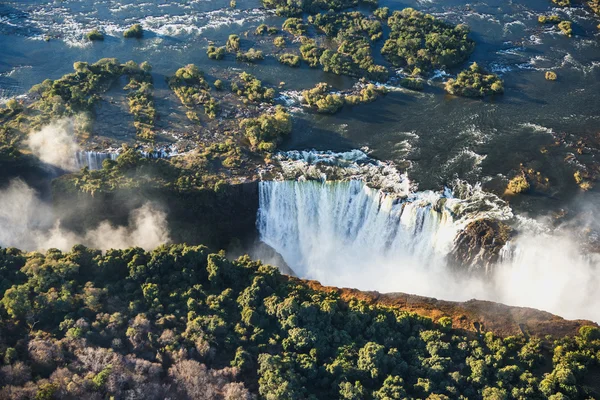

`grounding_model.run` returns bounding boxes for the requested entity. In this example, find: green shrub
[86,29,104,41]
[279,53,301,67]
[207,45,226,60]
[236,48,264,63]
[283,18,307,35]
[124,24,143,38]
[226,34,241,52]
